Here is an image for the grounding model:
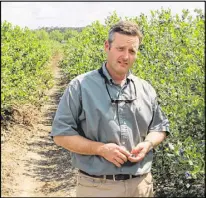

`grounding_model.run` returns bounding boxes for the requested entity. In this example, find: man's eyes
[117,47,136,54]
[117,47,124,51]
[129,50,136,54]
